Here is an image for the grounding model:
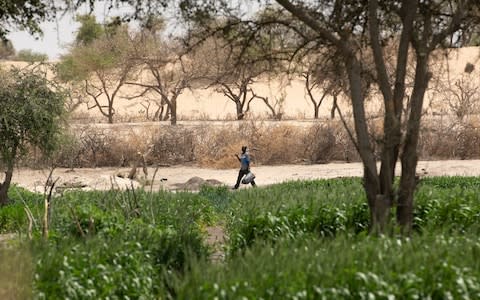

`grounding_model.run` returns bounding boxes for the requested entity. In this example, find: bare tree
[439,71,480,120]
[190,15,289,121]
[126,25,204,125]
[252,90,285,120]
[202,39,263,120]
